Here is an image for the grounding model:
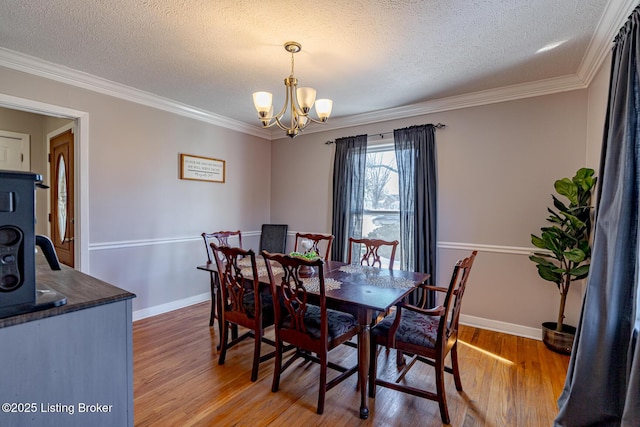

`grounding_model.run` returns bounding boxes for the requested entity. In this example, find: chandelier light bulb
[252,92,273,116]
[315,99,333,121]
[296,87,317,112]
